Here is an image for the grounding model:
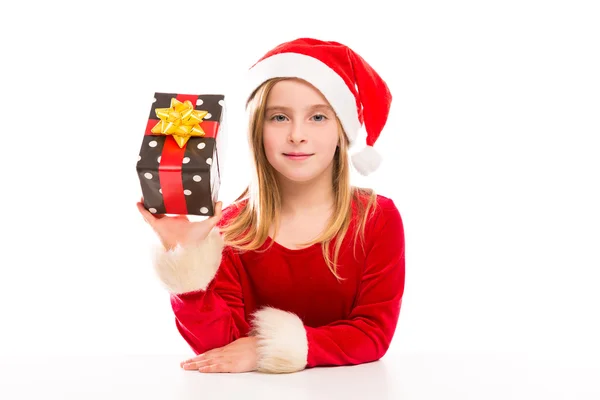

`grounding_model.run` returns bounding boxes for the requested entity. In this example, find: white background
[1,0,598,369]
